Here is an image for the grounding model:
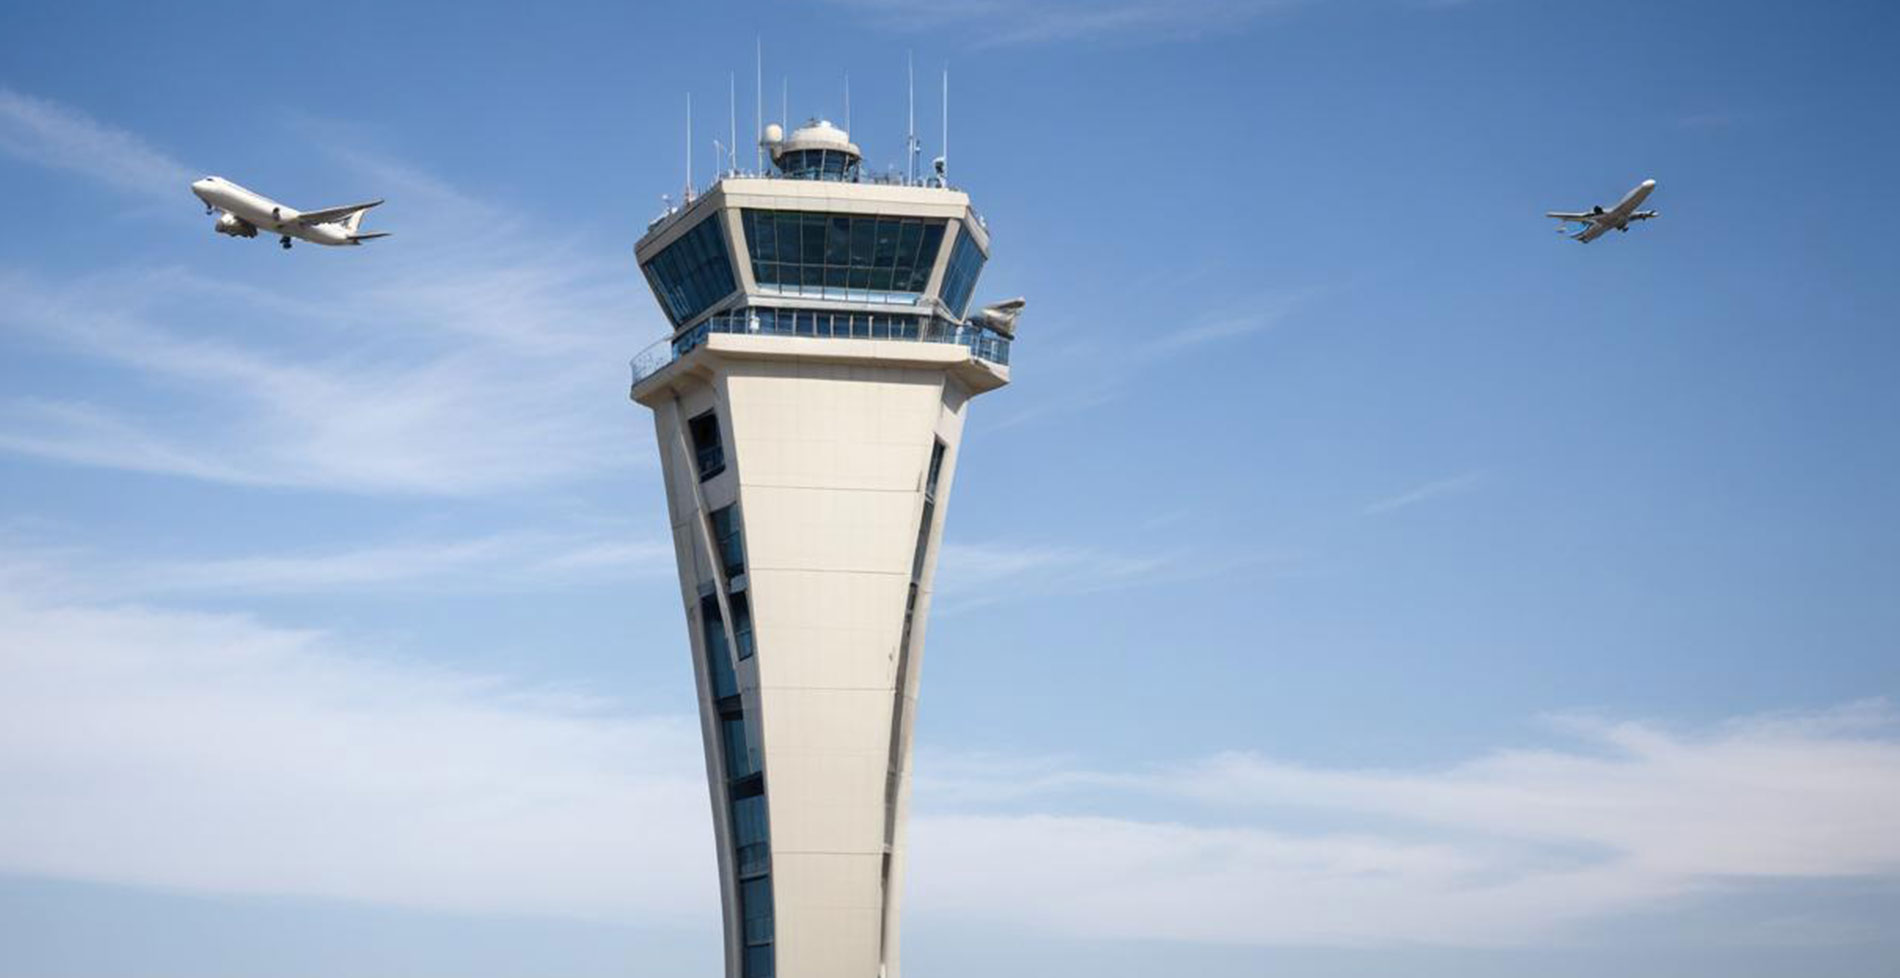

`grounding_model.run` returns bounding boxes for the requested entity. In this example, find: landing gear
[280,235,292,249]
